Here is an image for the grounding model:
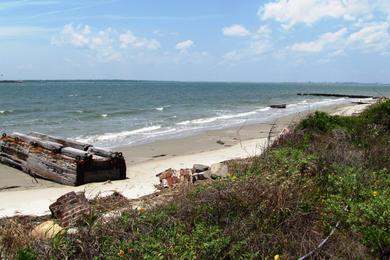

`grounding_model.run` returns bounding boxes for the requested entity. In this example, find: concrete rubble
[156,162,229,188]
